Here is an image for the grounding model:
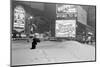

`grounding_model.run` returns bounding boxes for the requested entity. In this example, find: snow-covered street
[11,40,95,66]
